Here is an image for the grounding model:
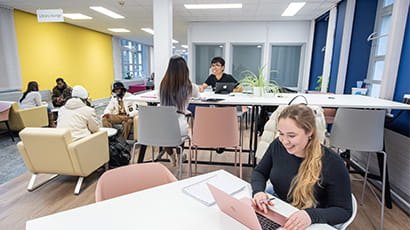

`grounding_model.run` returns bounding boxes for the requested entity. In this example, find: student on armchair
[52,78,72,107]
[102,82,139,139]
